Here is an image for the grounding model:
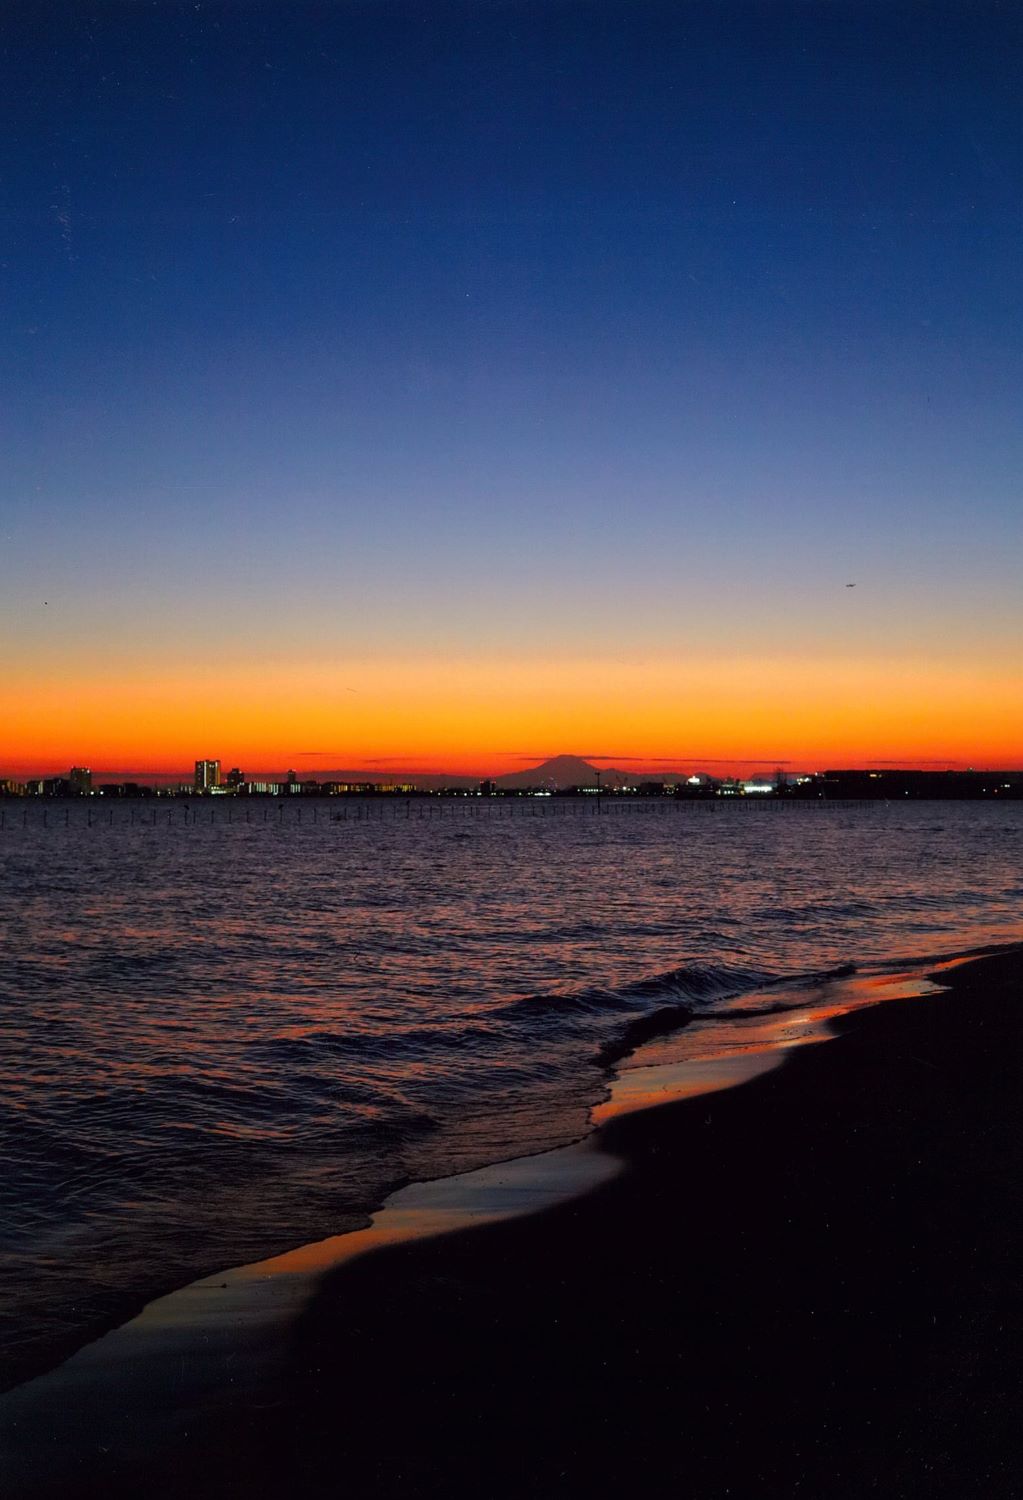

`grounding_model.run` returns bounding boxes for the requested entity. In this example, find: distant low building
[818,770,1023,800]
